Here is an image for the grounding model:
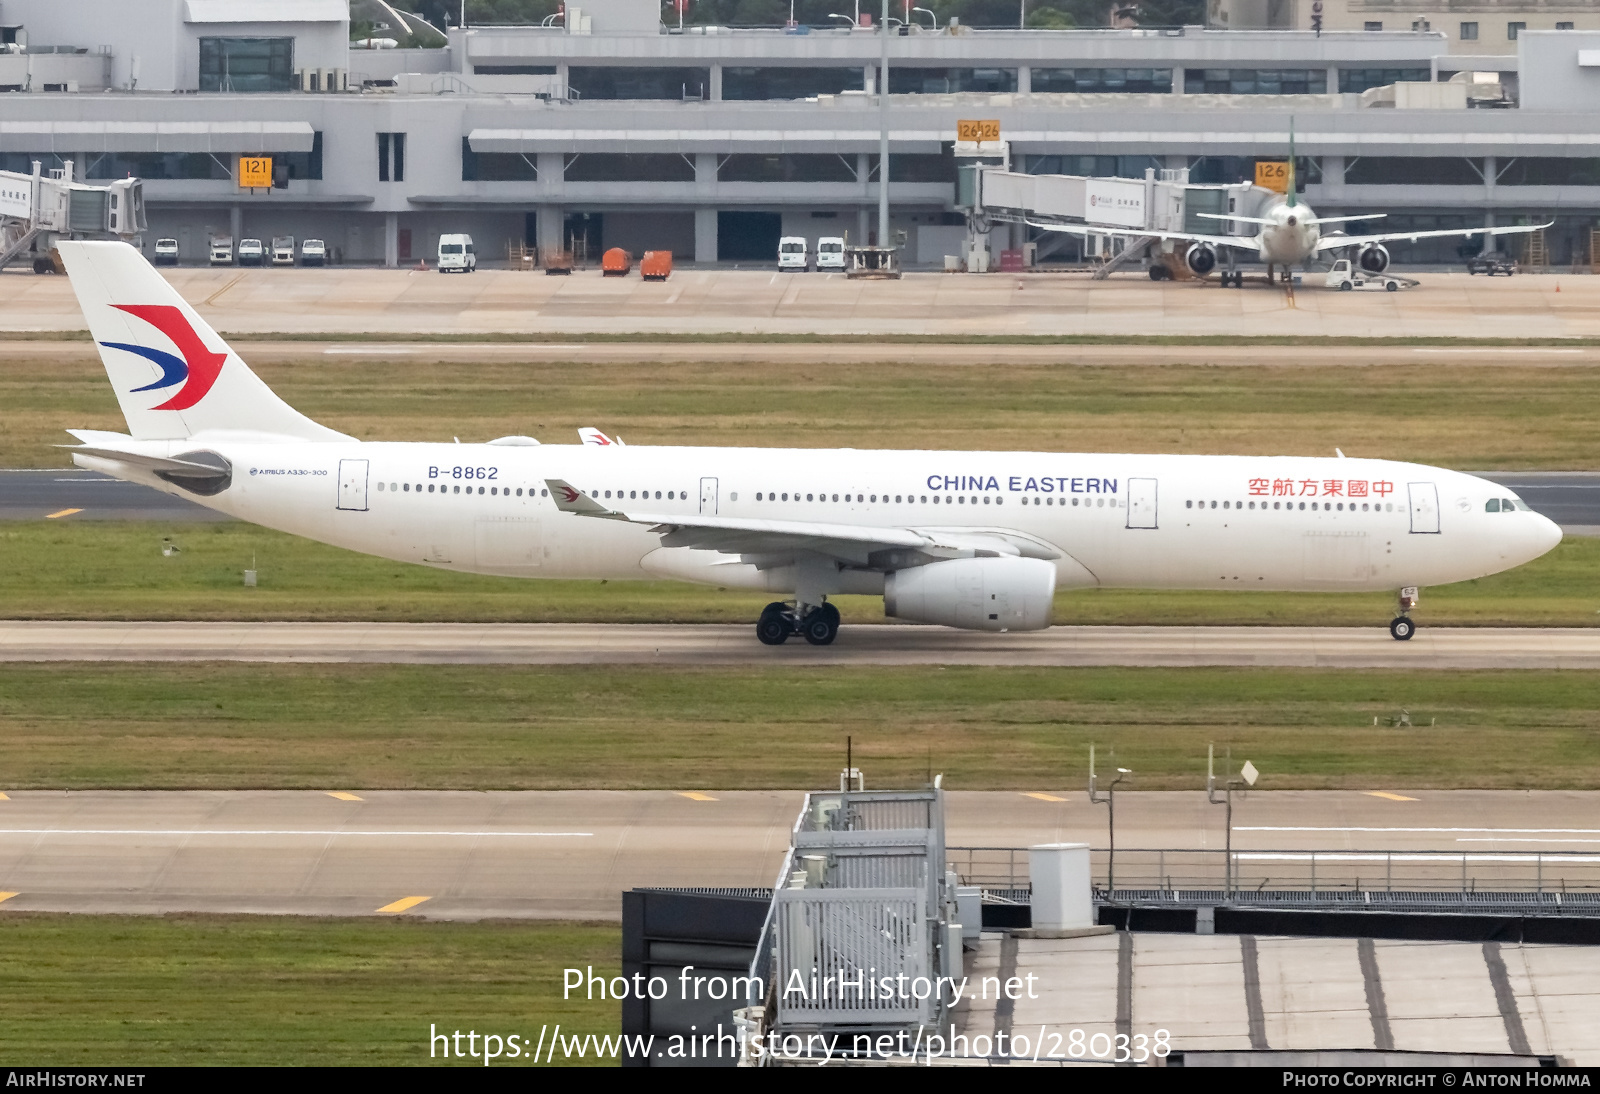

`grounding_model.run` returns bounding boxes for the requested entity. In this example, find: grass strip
[0,521,1595,626]
[12,329,1600,347]
[0,914,618,1066]
[12,356,1600,470]
[3,663,1599,791]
